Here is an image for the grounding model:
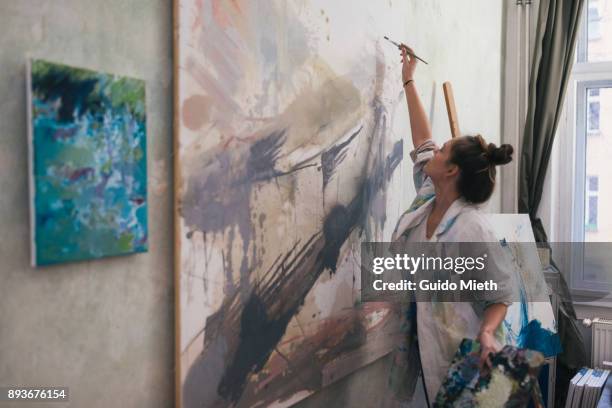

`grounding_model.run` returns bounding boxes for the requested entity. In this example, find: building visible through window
[588,3,602,40]
[587,88,600,133]
[585,175,599,231]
